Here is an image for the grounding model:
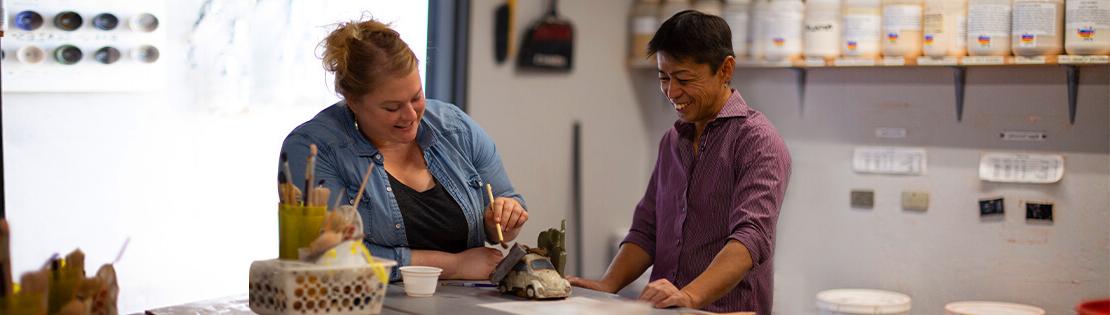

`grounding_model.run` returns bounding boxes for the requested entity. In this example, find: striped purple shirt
[624,90,791,314]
